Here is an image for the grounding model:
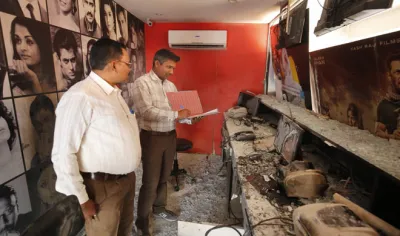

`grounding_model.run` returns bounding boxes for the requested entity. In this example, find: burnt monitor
[237,91,260,117]
[314,0,393,36]
[277,0,309,49]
